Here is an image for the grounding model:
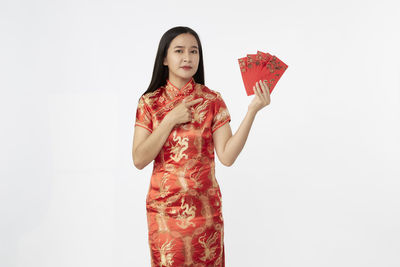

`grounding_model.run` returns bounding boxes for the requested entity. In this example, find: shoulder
[138,87,164,110]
